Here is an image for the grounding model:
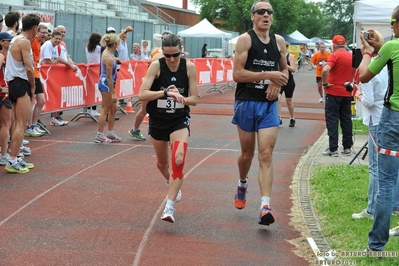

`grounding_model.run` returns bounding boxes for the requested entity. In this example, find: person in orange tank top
[310,43,331,103]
